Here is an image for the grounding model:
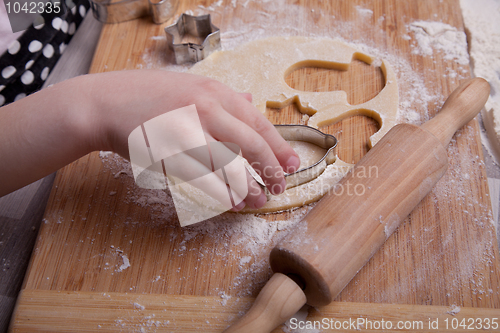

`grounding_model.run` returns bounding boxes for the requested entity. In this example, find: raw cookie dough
[245,141,329,192]
[241,155,353,214]
[288,141,326,171]
[187,37,399,213]
[188,36,399,147]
